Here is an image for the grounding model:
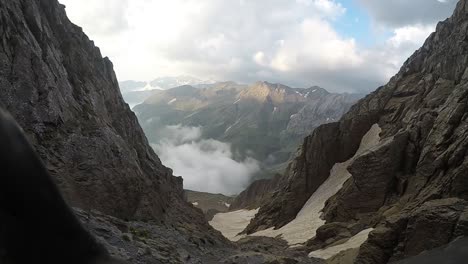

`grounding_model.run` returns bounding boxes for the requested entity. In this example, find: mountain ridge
[0,0,220,237]
[135,81,362,177]
[239,0,468,262]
